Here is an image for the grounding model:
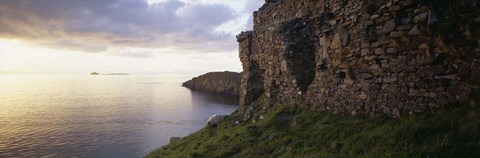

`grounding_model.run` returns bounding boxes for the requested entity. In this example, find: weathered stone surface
[339,27,350,47]
[390,31,405,37]
[358,73,373,80]
[414,12,429,23]
[280,60,288,72]
[386,47,397,54]
[408,25,422,36]
[331,33,341,49]
[361,49,369,56]
[183,71,241,96]
[457,64,471,77]
[359,93,368,100]
[375,48,383,55]
[383,19,396,34]
[236,0,479,118]
[383,78,397,83]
